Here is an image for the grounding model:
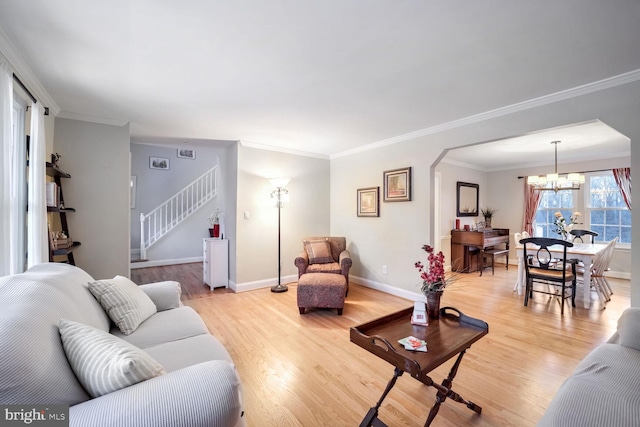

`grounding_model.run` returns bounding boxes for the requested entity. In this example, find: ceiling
[0,1,638,163]
[442,120,631,172]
